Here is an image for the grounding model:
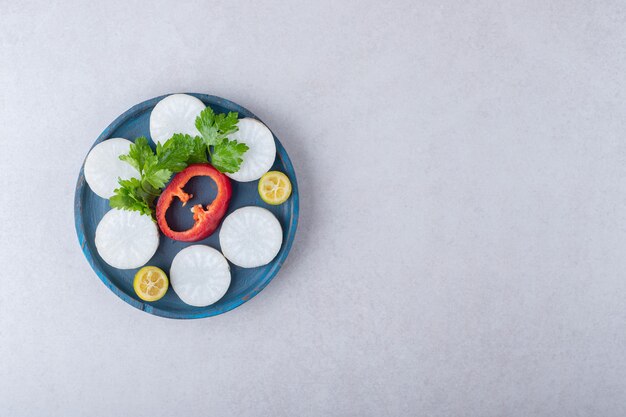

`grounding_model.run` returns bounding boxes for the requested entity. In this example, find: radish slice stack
[95,209,159,269]
[84,138,139,199]
[170,245,231,307]
[225,118,276,182]
[149,94,206,145]
[219,206,283,268]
